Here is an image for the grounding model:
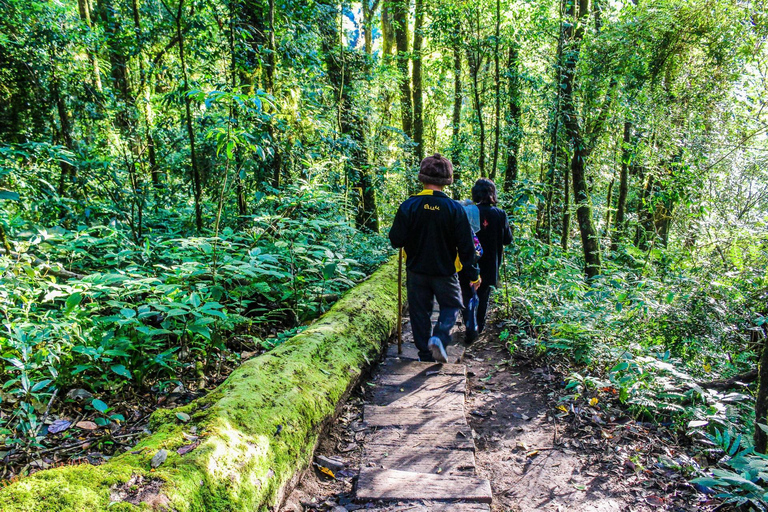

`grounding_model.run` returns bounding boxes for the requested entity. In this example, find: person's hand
[470,277,482,291]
